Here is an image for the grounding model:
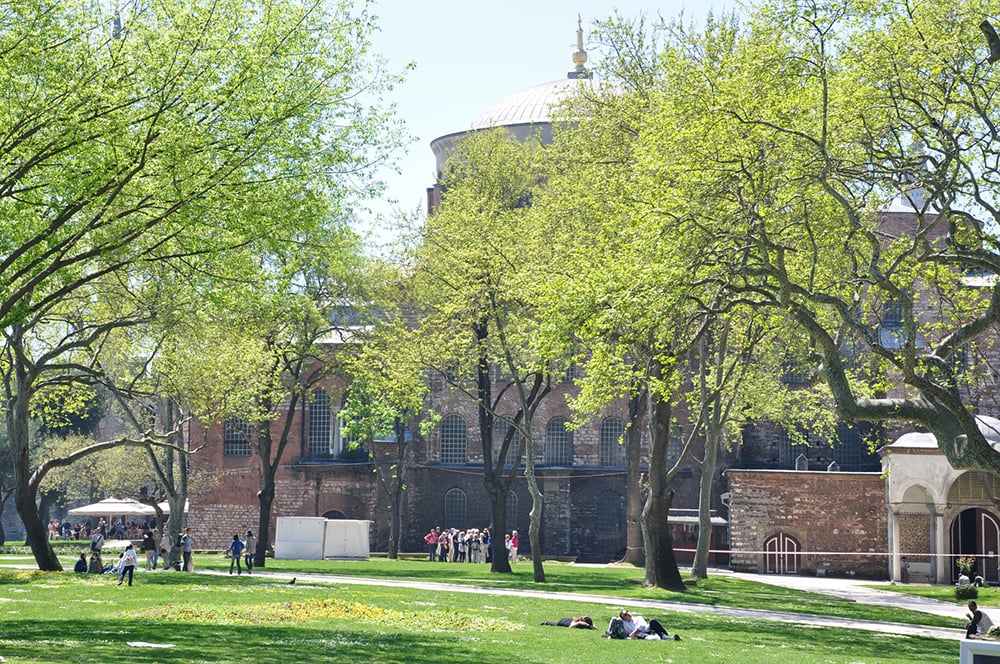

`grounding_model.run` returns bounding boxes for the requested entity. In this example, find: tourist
[140,531,156,570]
[181,527,194,572]
[541,616,596,629]
[510,530,519,564]
[966,600,994,638]
[118,544,138,586]
[244,530,257,574]
[424,528,438,562]
[228,534,245,575]
[89,527,105,568]
[73,552,87,574]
